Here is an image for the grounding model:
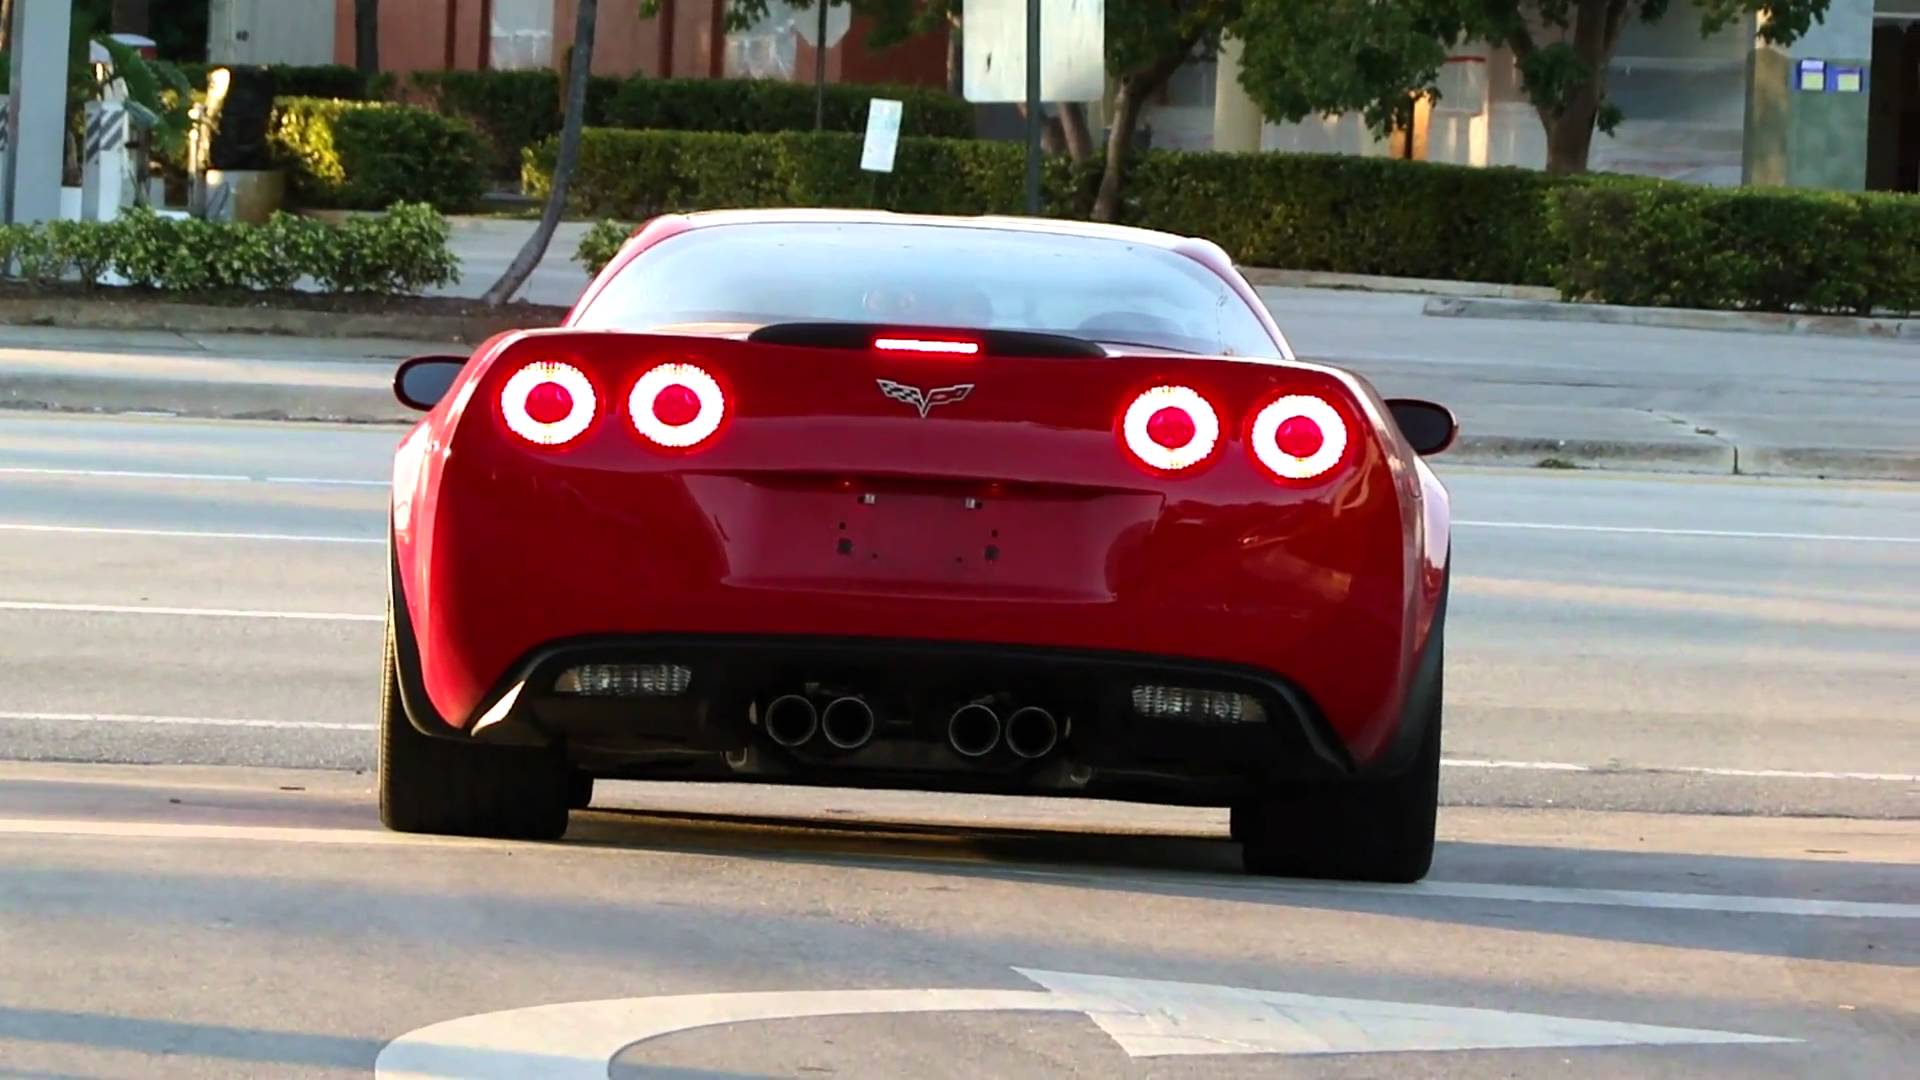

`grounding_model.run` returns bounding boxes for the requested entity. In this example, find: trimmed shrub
[270,97,487,212]
[410,69,623,178]
[1119,151,1564,287]
[3,204,460,296]
[575,219,633,276]
[601,77,974,139]
[525,128,1088,223]
[176,62,392,100]
[1549,179,1920,315]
